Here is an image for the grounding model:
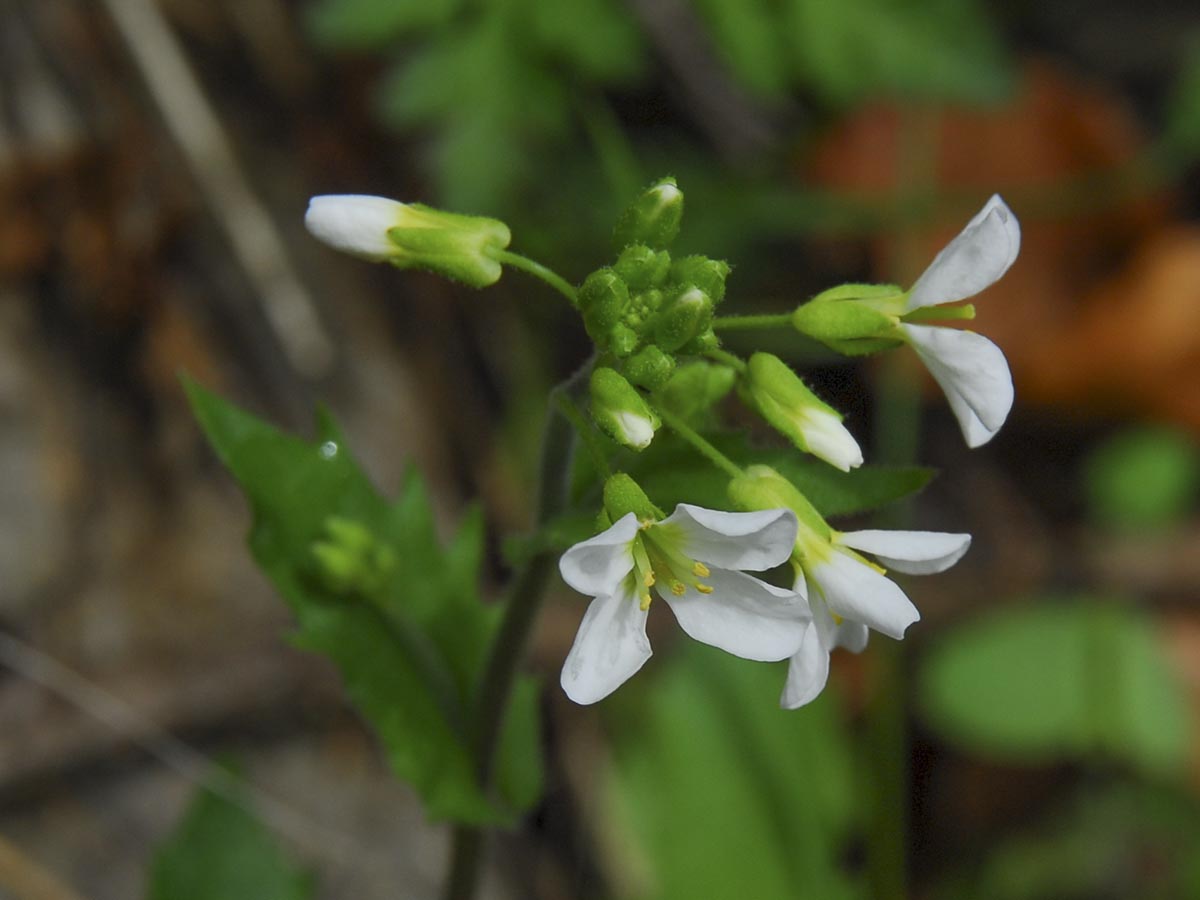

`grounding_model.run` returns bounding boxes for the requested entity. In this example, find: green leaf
[918,600,1191,775]
[606,644,861,900]
[149,785,311,900]
[528,0,645,84]
[781,0,1013,108]
[1084,425,1200,533]
[185,379,542,824]
[306,0,461,51]
[627,431,933,518]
